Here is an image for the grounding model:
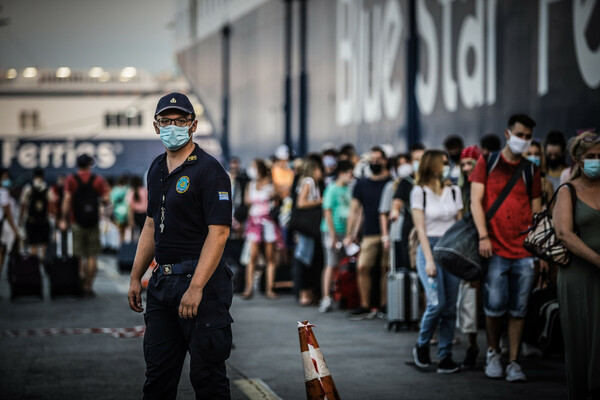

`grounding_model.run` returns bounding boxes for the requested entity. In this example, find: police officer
[128,92,233,399]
